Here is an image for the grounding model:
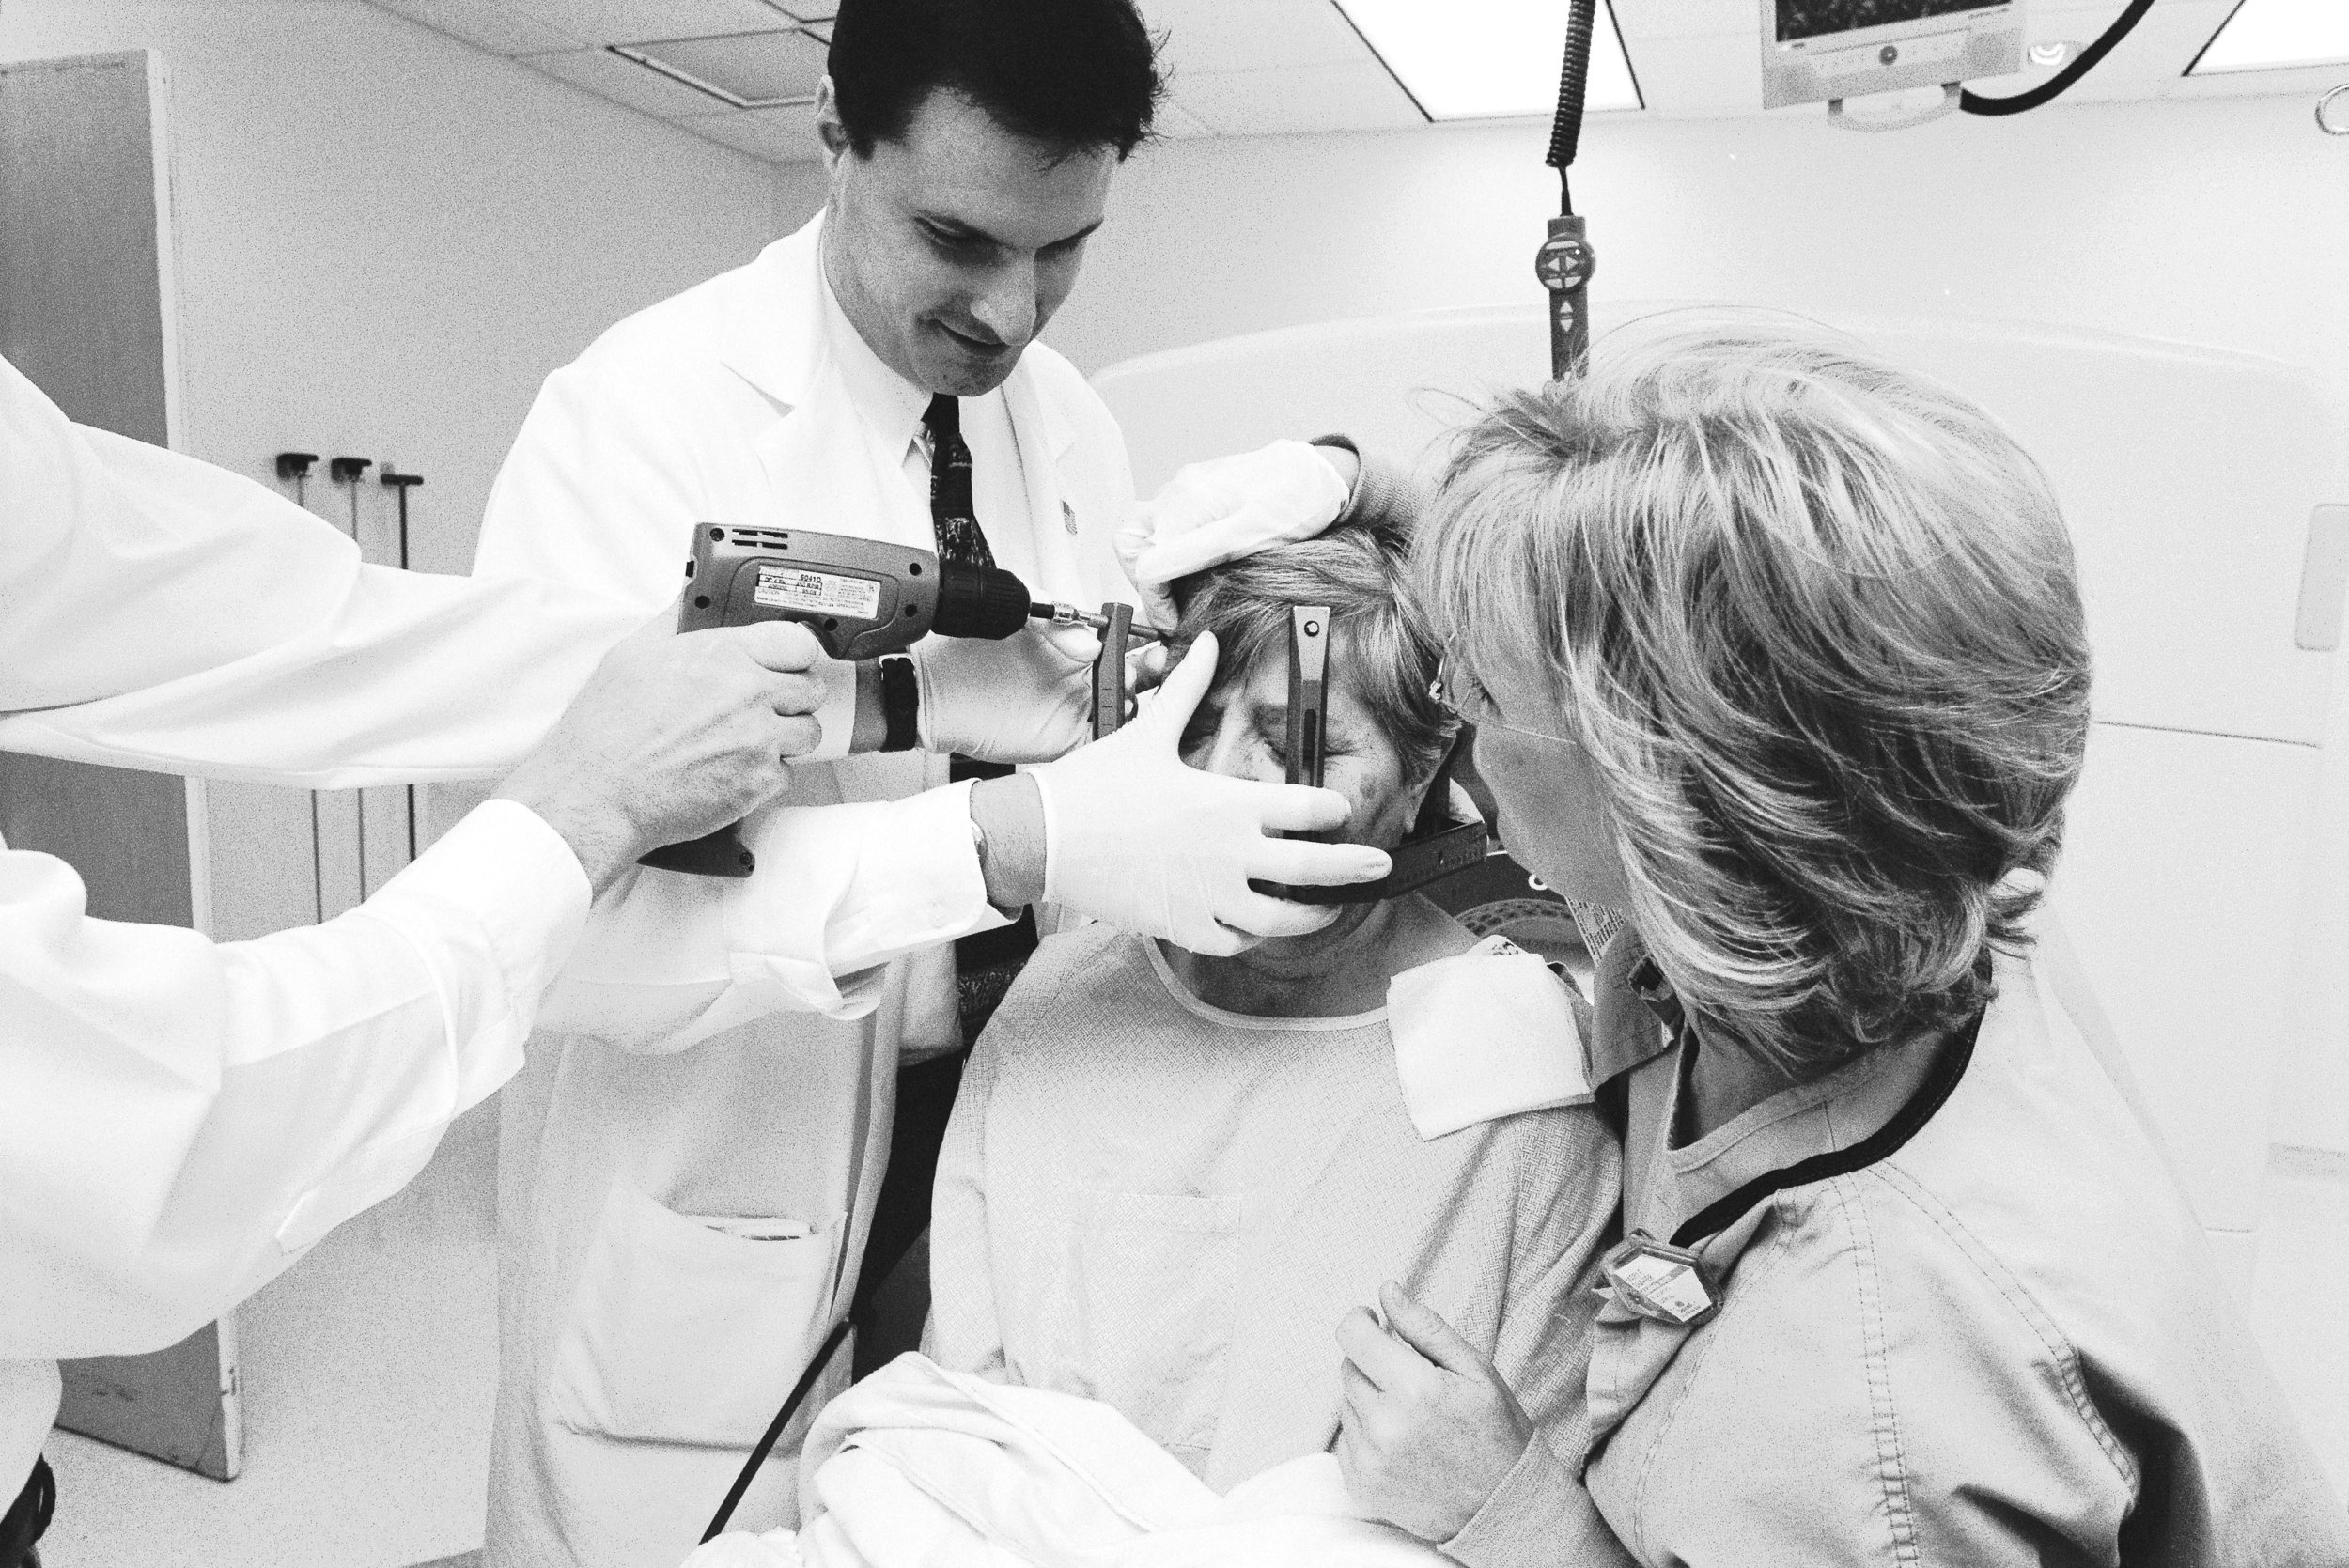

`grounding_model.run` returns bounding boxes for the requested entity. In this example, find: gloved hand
[1029,631,1392,955]
[1114,440,1353,629]
[913,623,1098,763]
